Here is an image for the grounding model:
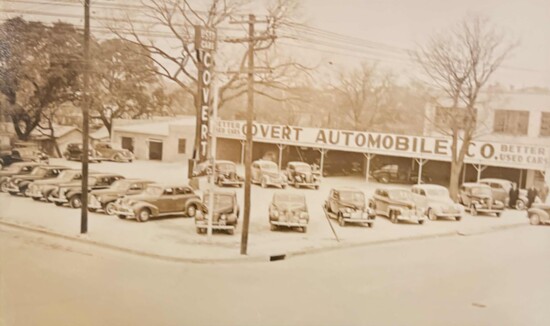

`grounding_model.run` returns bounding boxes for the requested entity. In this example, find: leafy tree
[0,17,82,140]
